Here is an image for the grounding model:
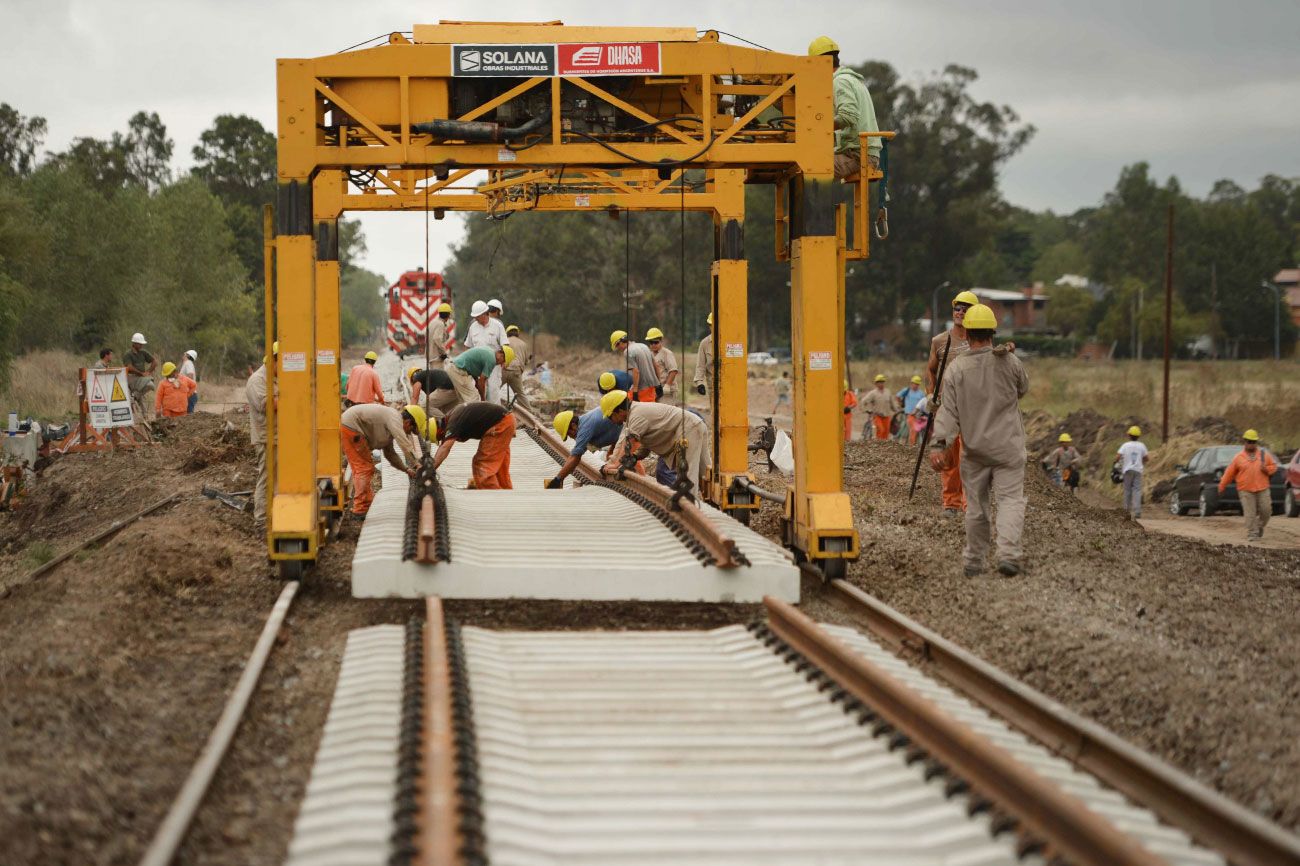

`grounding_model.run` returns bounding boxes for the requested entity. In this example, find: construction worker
[646,328,679,403]
[154,362,196,418]
[1044,433,1082,492]
[610,330,660,403]
[929,303,1029,577]
[346,351,385,406]
[446,344,512,406]
[860,375,892,440]
[1219,429,1277,541]
[426,302,453,367]
[407,366,460,418]
[693,313,714,395]
[432,401,515,489]
[463,300,506,403]
[501,324,534,413]
[246,342,278,526]
[808,36,881,180]
[93,347,113,369]
[547,407,626,487]
[1114,426,1149,518]
[485,299,509,402]
[598,369,633,394]
[928,290,977,514]
[773,371,791,413]
[123,333,158,421]
[843,379,860,441]
[603,390,712,495]
[896,375,925,444]
[341,402,426,517]
[179,350,199,414]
